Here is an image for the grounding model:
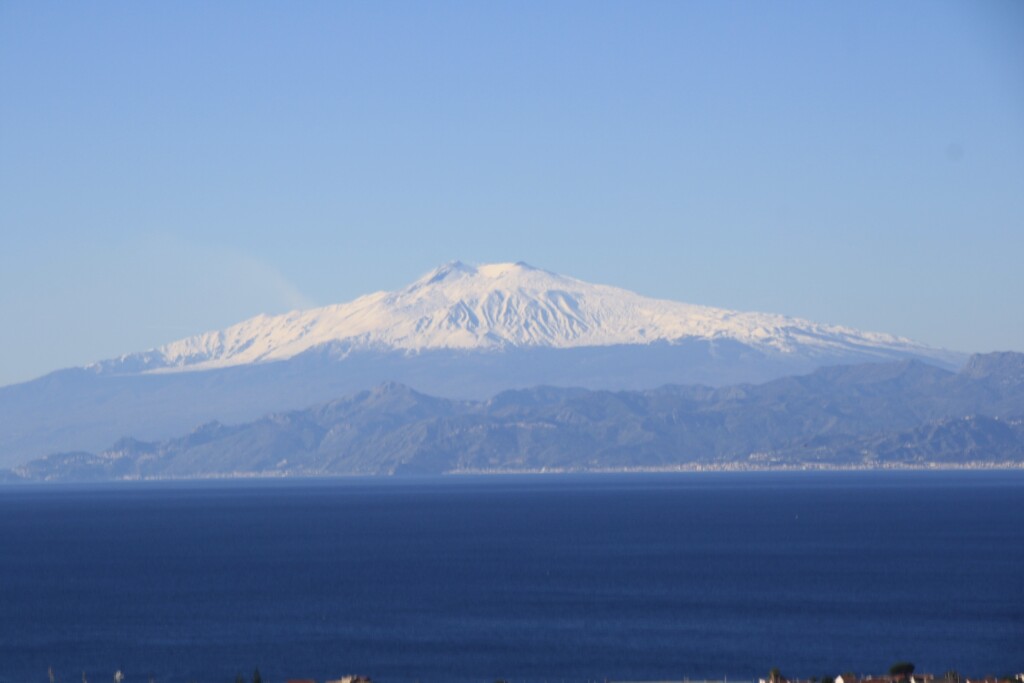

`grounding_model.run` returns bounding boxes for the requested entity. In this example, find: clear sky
[1,0,1022,387]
